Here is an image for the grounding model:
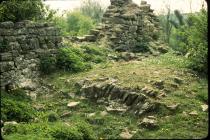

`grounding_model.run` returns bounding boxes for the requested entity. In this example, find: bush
[51,124,83,140]
[66,12,94,36]
[39,44,110,74]
[186,9,208,75]
[168,8,207,75]
[79,0,105,23]
[0,0,55,22]
[1,90,35,122]
[81,44,110,63]
[57,47,90,72]
[47,112,59,122]
[40,54,57,74]
[3,122,96,139]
